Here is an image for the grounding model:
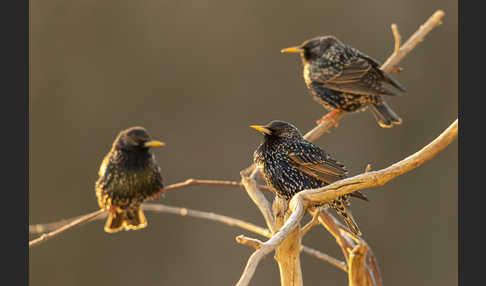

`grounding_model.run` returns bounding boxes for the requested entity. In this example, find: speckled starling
[95,127,165,233]
[251,120,367,235]
[281,35,407,128]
